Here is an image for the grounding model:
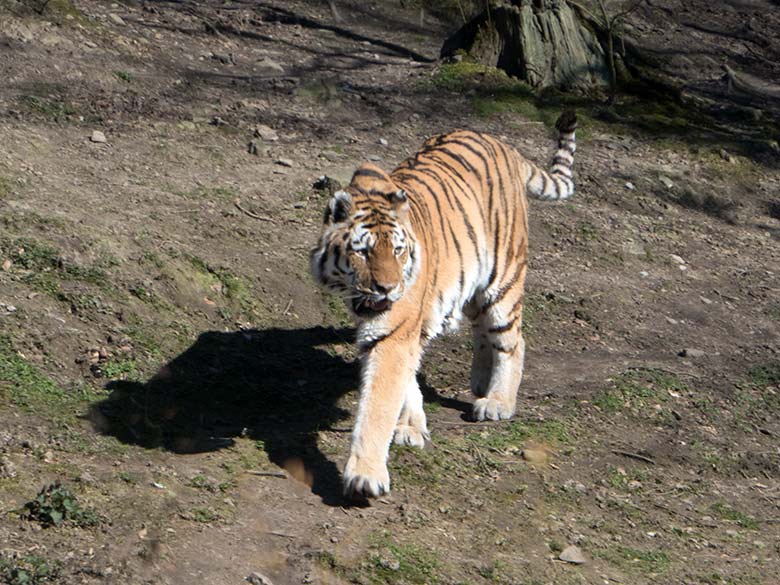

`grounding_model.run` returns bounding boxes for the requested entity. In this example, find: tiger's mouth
[353,297,392,316]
